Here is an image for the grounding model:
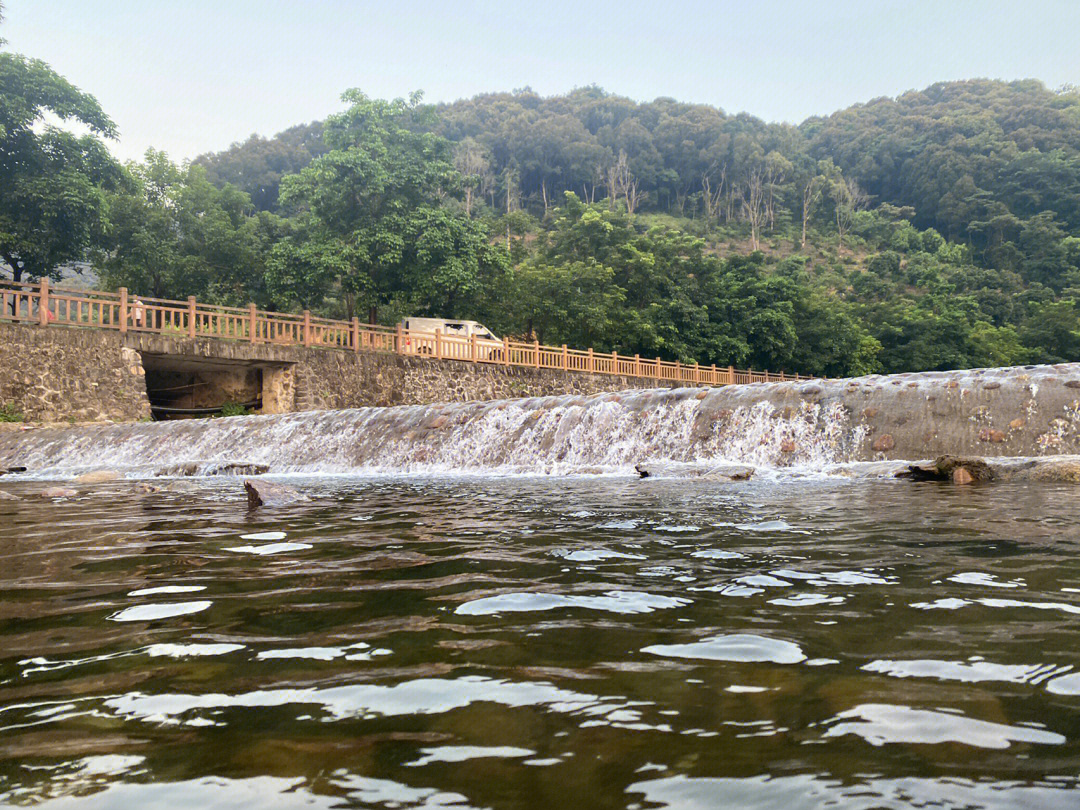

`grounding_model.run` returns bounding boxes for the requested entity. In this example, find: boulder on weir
[244,478,309,508]
[636,461,755,481]
[74,470,121,484]
[897,455,995,484]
